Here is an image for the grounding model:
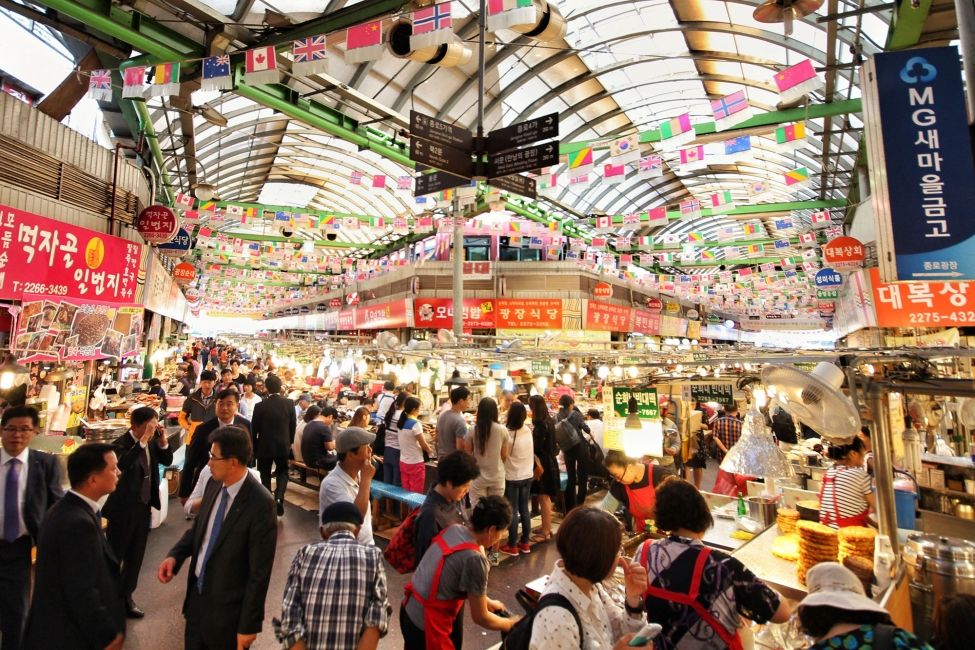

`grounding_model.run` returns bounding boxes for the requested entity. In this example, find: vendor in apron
[634,478,791,650]
[818,437,875,529]
[602,450,672,532]
[400,496,518,649]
